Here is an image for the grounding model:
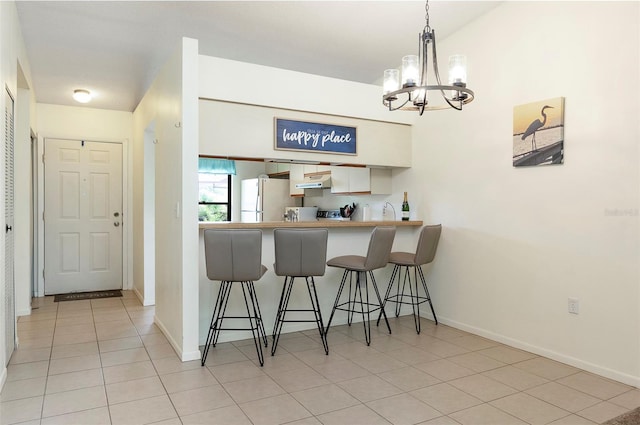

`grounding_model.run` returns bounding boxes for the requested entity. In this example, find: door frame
[35,137,130,297]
